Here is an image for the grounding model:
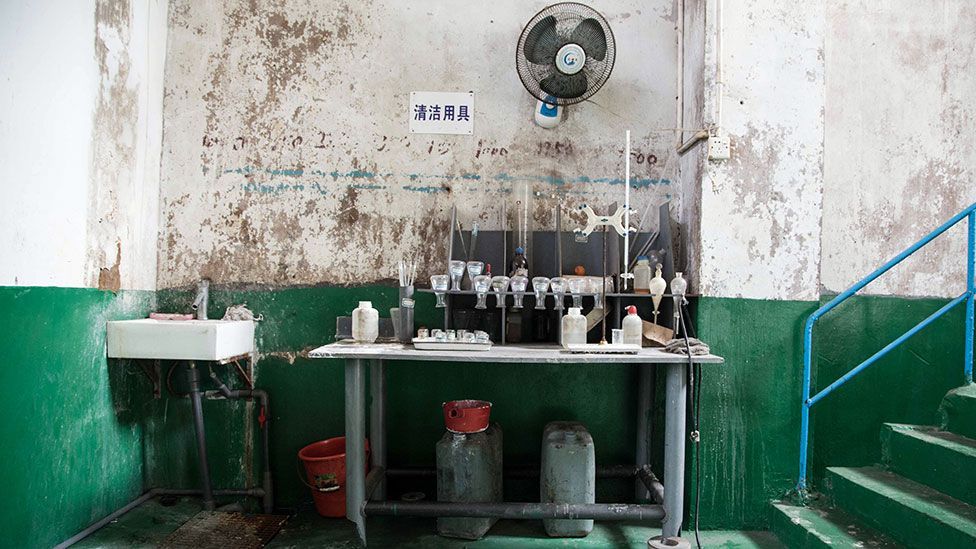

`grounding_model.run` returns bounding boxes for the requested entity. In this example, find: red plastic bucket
[443,400,492,433]
[298,437,369,517]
